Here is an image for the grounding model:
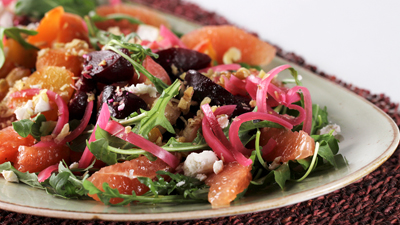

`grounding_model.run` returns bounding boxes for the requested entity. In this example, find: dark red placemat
[1,0,399,224]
